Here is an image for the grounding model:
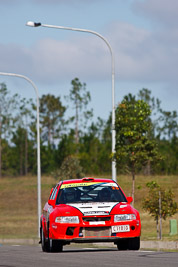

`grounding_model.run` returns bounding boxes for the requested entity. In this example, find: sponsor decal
[84,211,109,215]
[47,206,53,213]
[120,205,127,208]
[61,182,101,189]
[68,202,118,215]
[89,221,106,225]
[102,182,118,187]
[60,182,118,189]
